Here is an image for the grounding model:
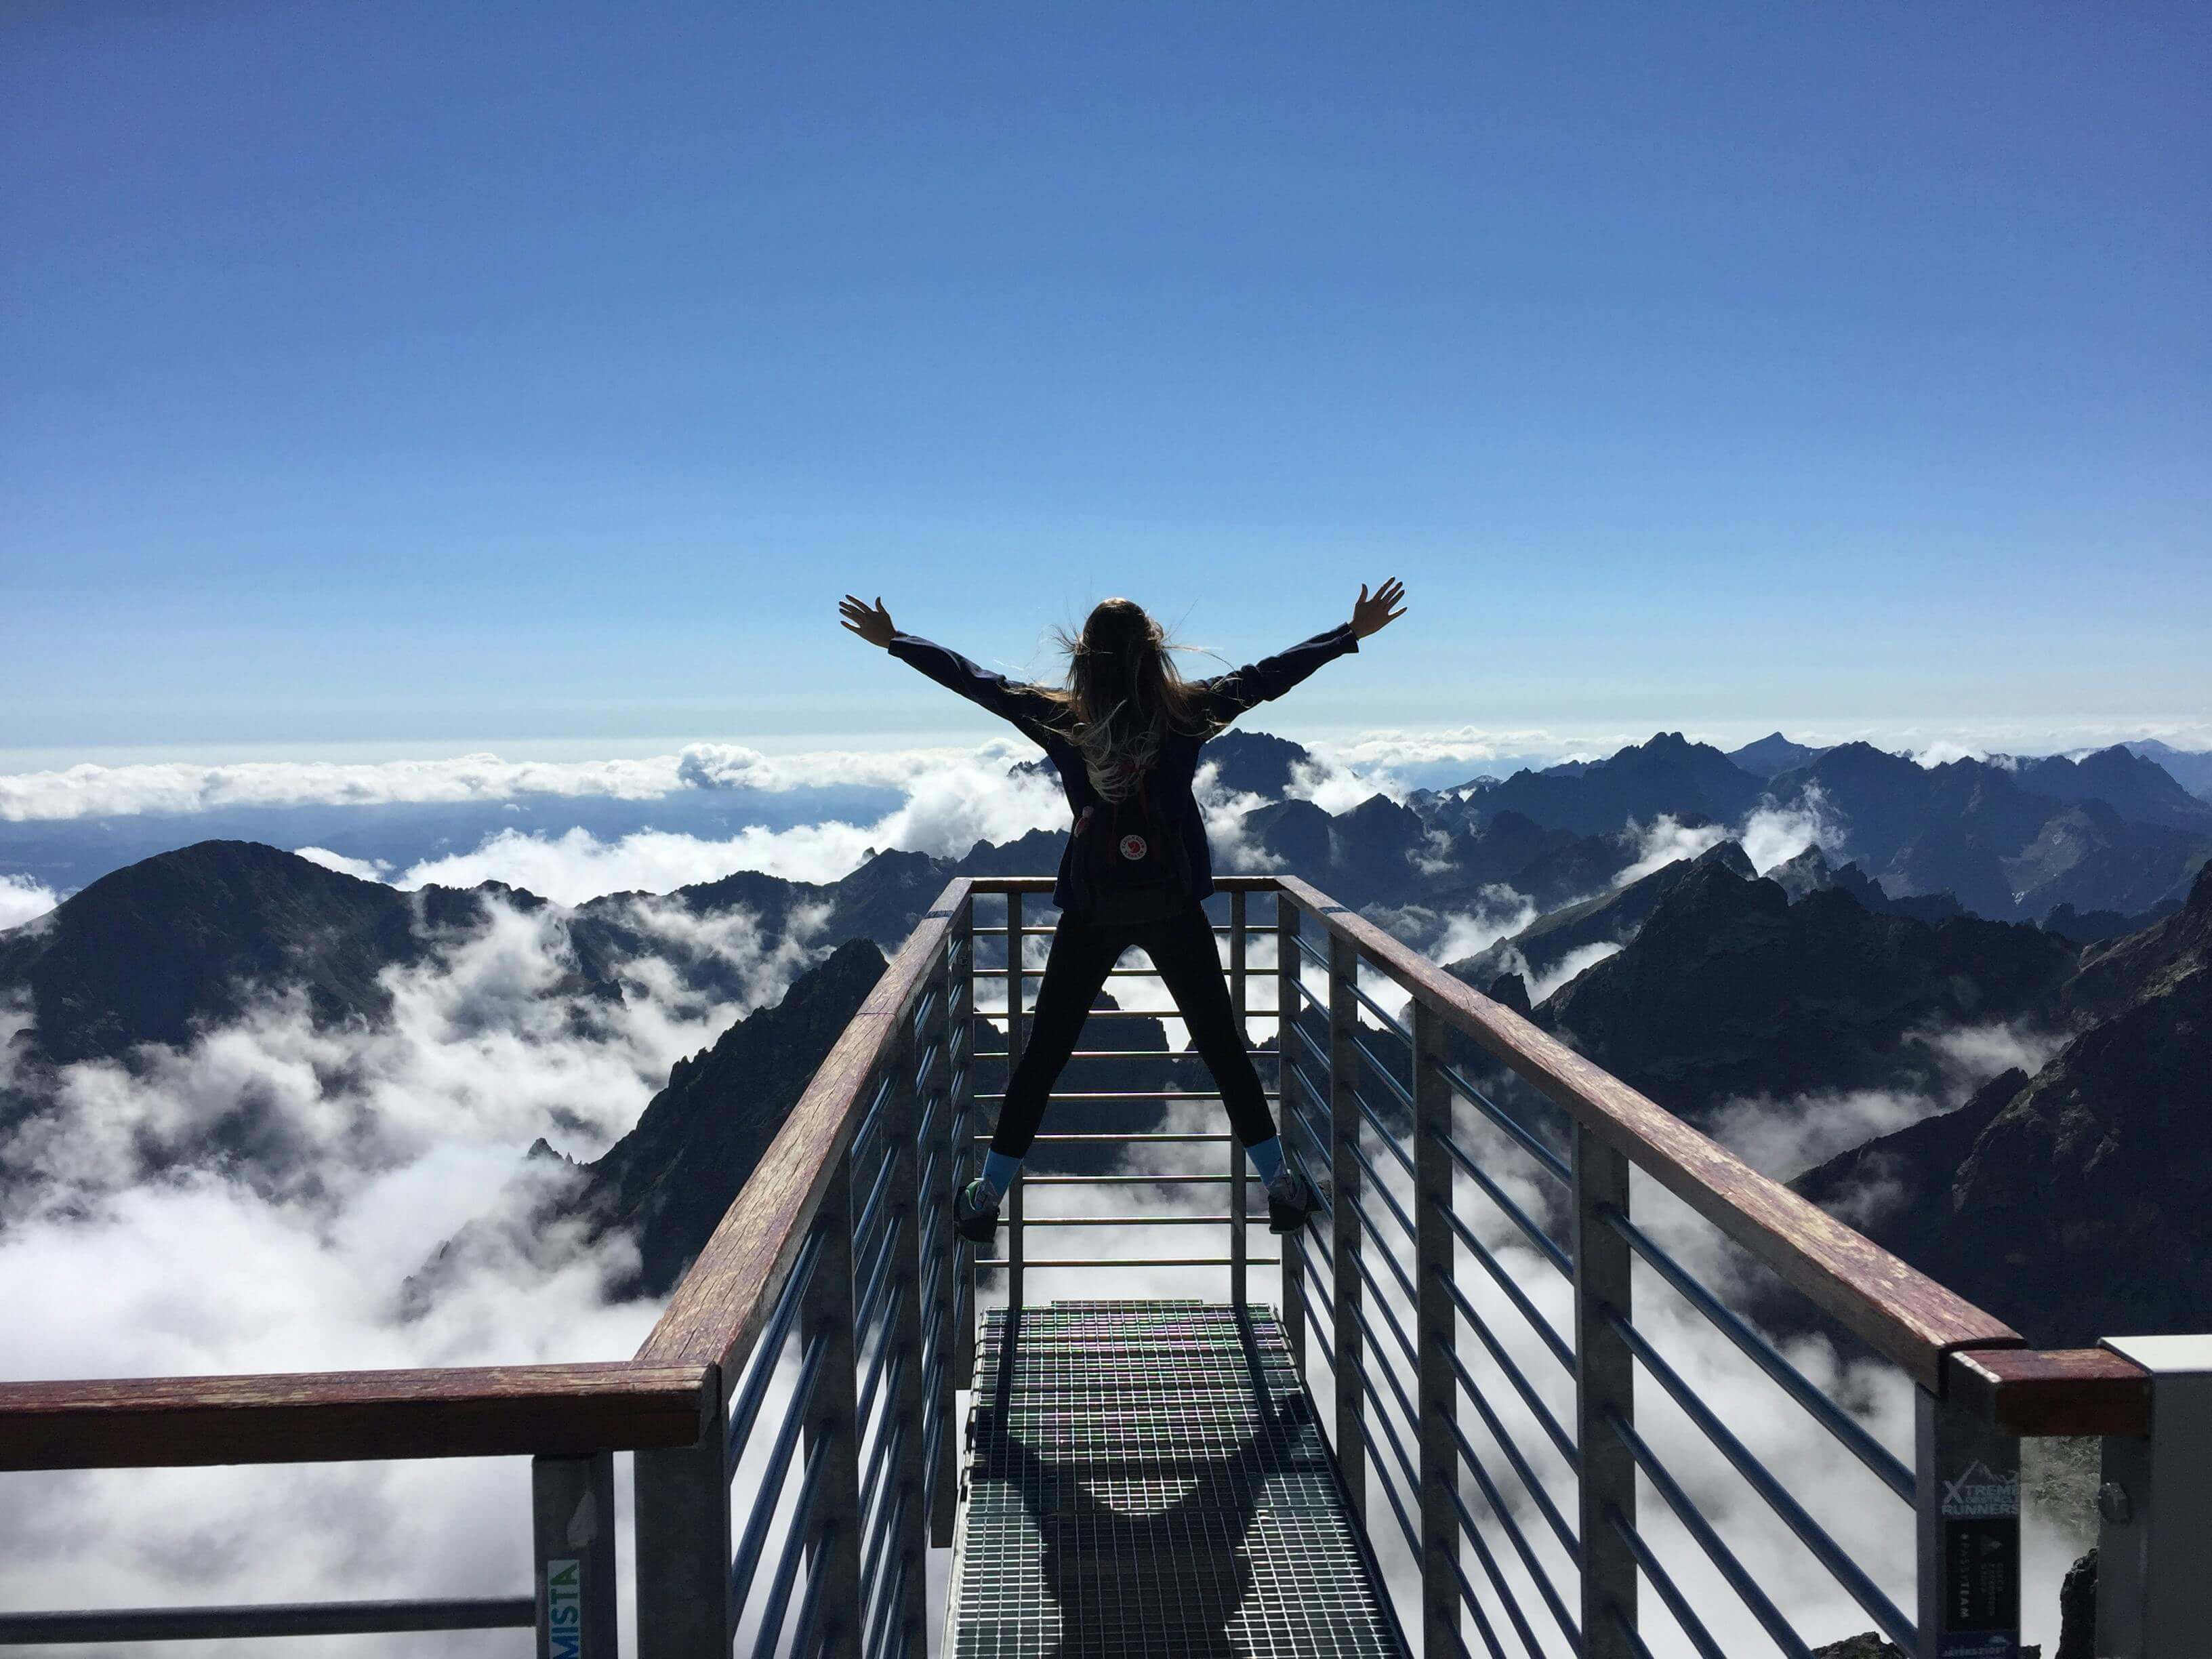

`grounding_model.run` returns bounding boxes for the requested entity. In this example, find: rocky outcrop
[1536,859,2076,1126]
[1795,864,2212,1347]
